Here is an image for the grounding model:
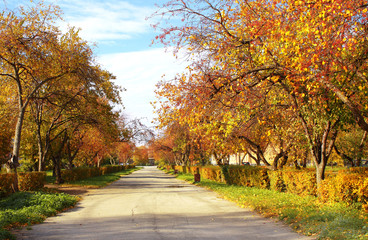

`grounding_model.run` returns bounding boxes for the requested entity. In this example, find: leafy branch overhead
[151,0,368,185]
